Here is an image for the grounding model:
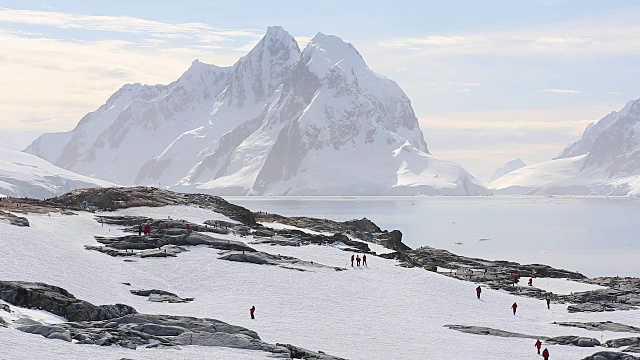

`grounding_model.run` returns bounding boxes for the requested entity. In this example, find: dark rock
[276,343,348,360]
[546,336,600,347]
[581,352,640,360]
[0,210,29,227]
[0,316,6,327]
[556,321,640,333]
[130,289,194,303]
[604,337,640,348]
[445,324,543,339]
[45,187,256,225]
[0,281,136,322]
[1,303,10,312]
[219,251,344,271]
[87,231,255,258]
[254,213,408,251]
